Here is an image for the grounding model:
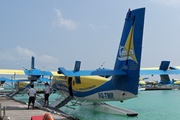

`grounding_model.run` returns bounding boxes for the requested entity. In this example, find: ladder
[55,96,73,108]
